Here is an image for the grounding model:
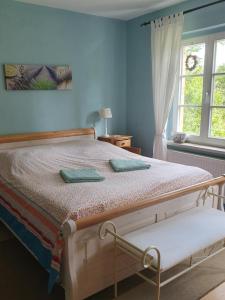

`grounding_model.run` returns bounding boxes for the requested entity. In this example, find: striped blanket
[0,174,63,291]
